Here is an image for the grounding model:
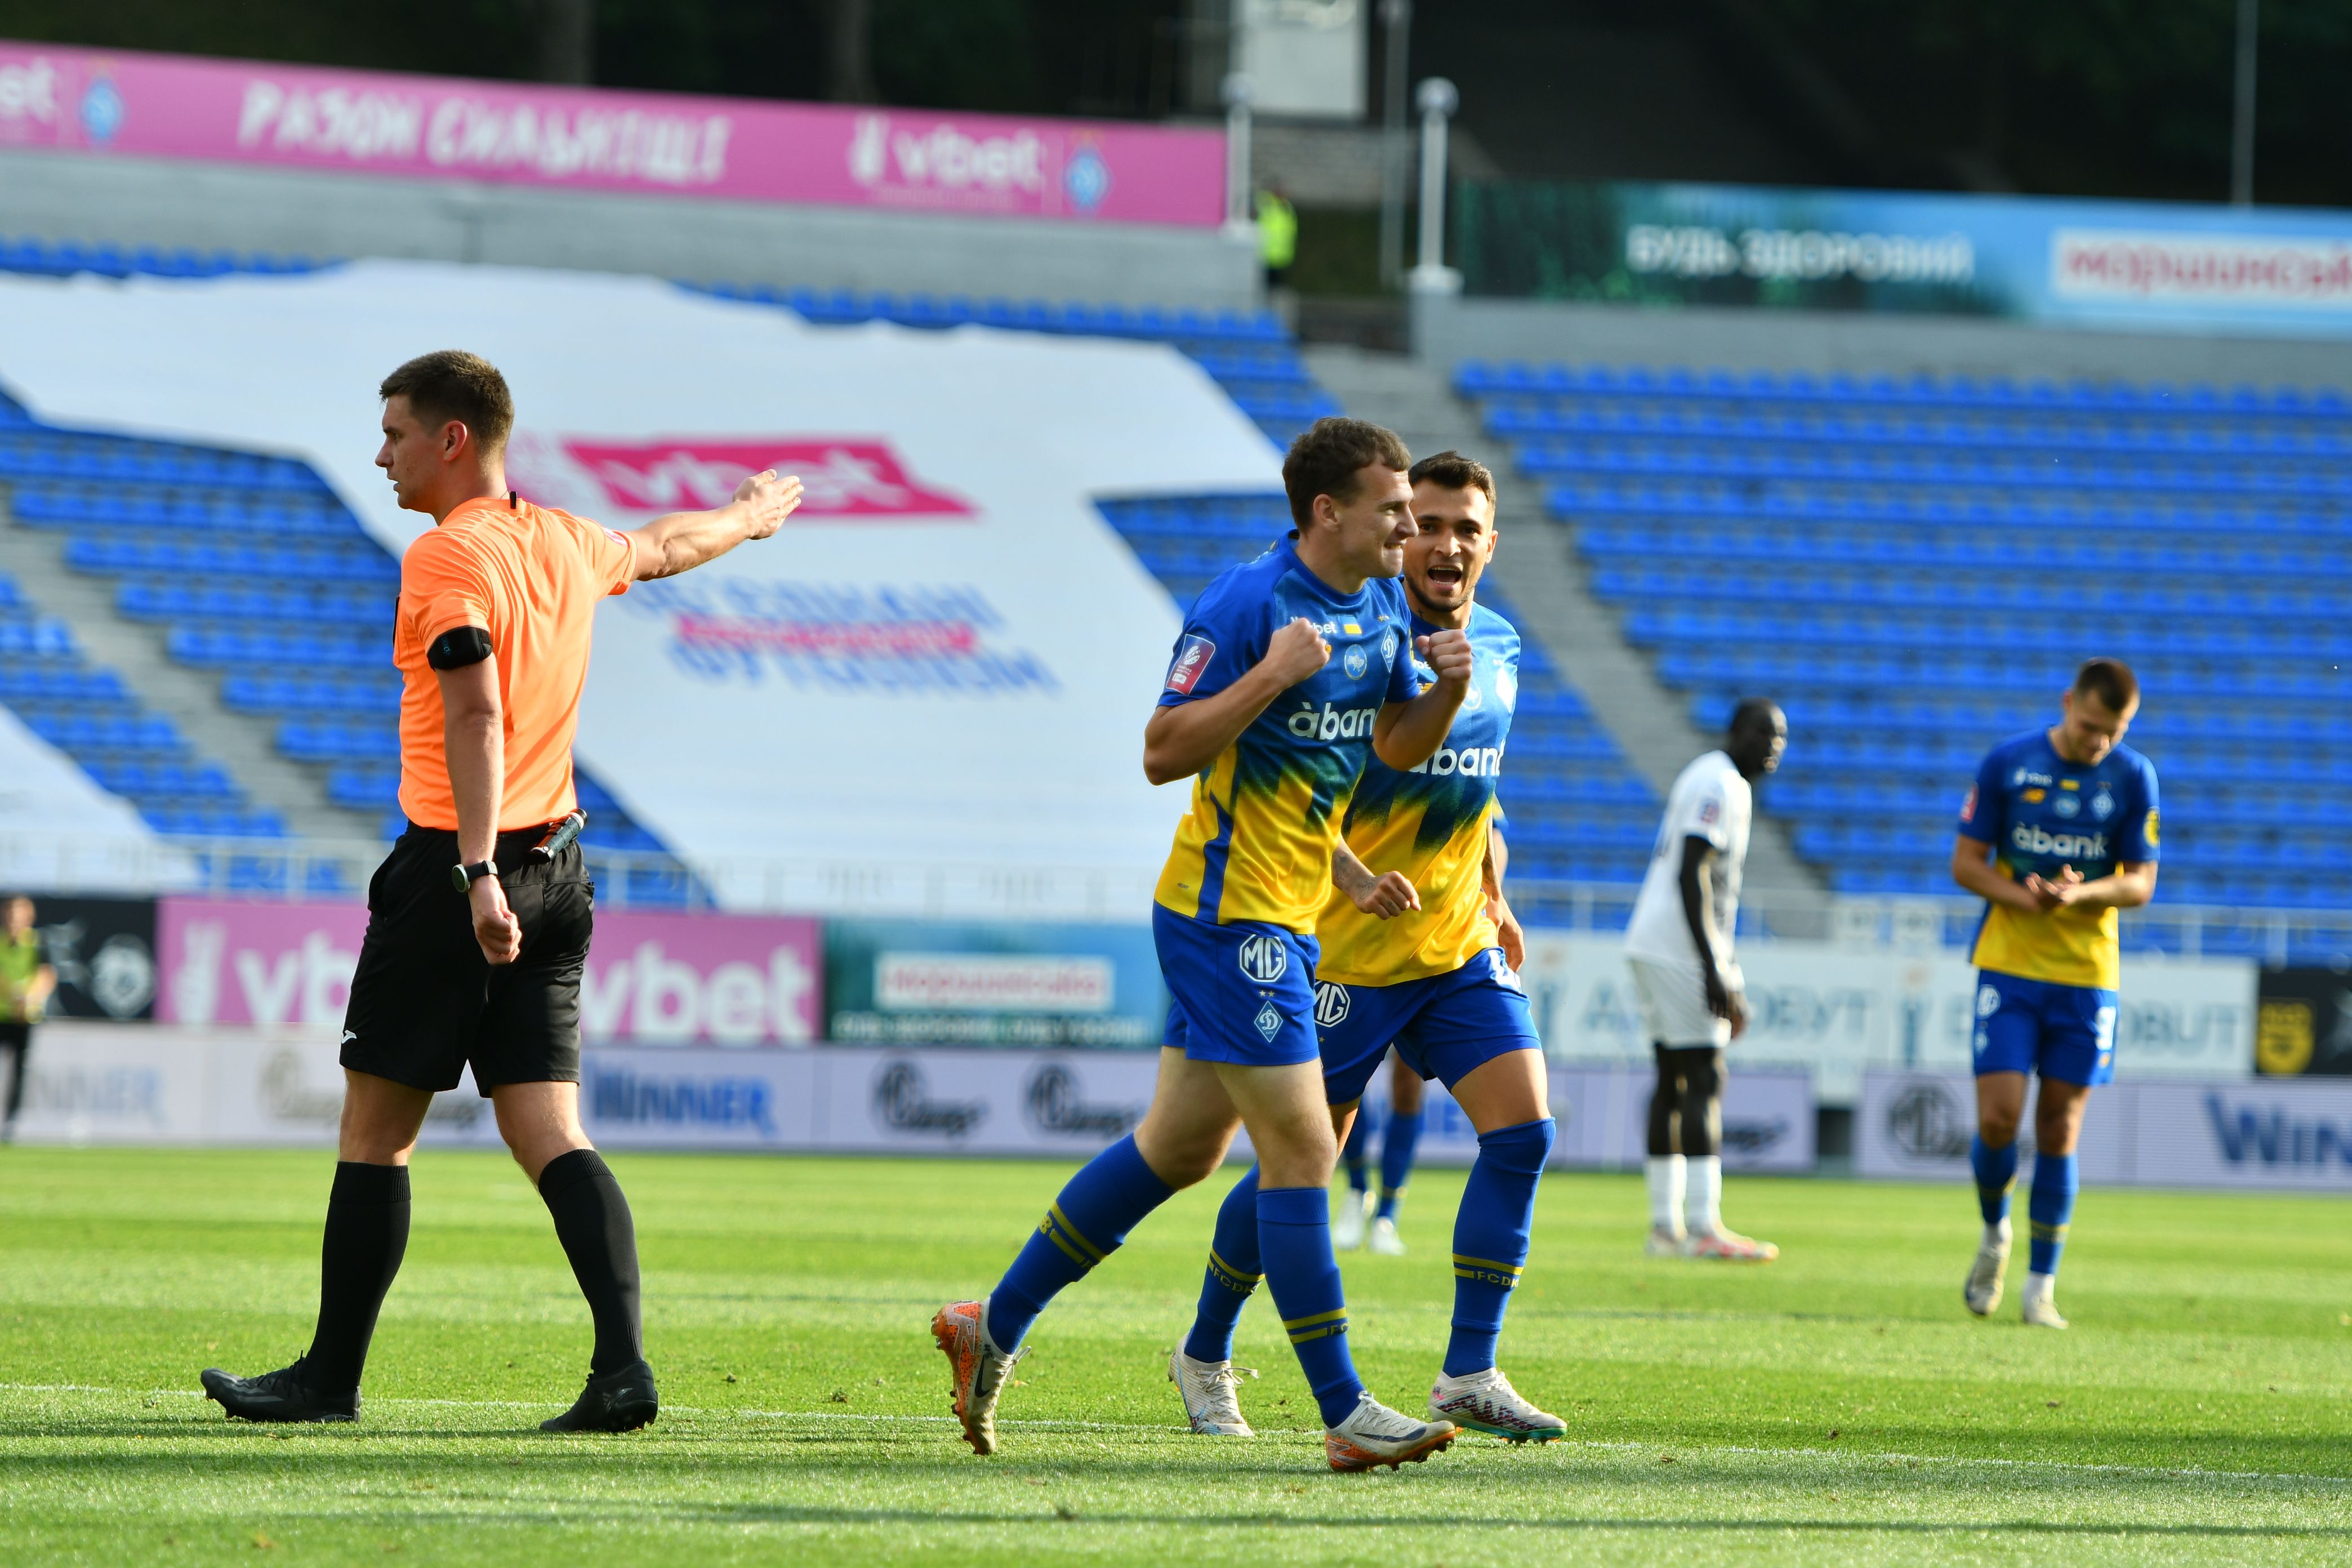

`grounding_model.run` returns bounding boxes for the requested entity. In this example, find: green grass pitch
[2,1146,2348,1565]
